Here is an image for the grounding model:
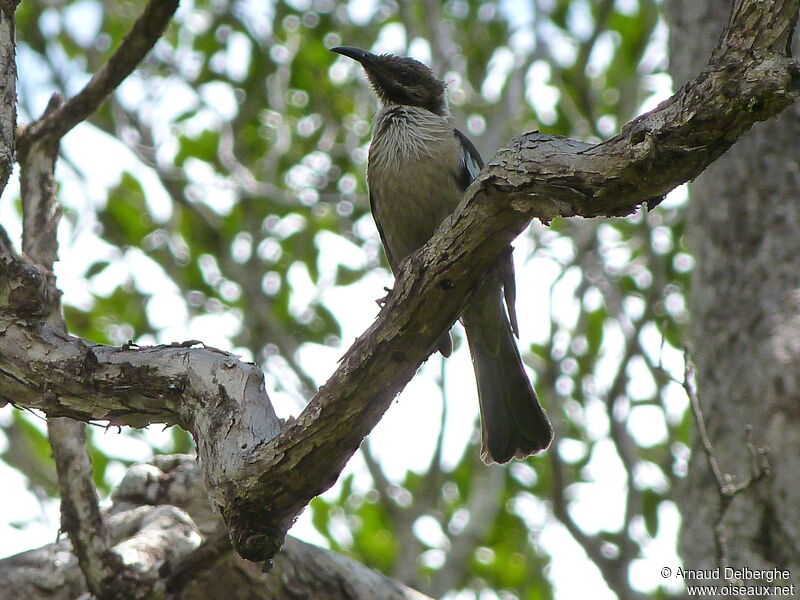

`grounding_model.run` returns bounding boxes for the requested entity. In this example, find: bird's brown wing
[368,189,397,270]
[453,128,519,336]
